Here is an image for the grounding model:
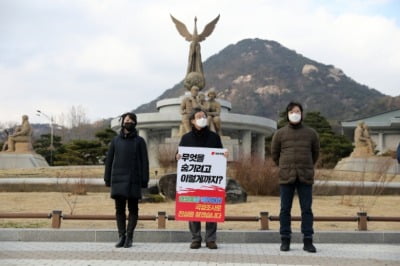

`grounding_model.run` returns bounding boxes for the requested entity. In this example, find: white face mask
[288,113,301,123]
[195,117,208,128]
